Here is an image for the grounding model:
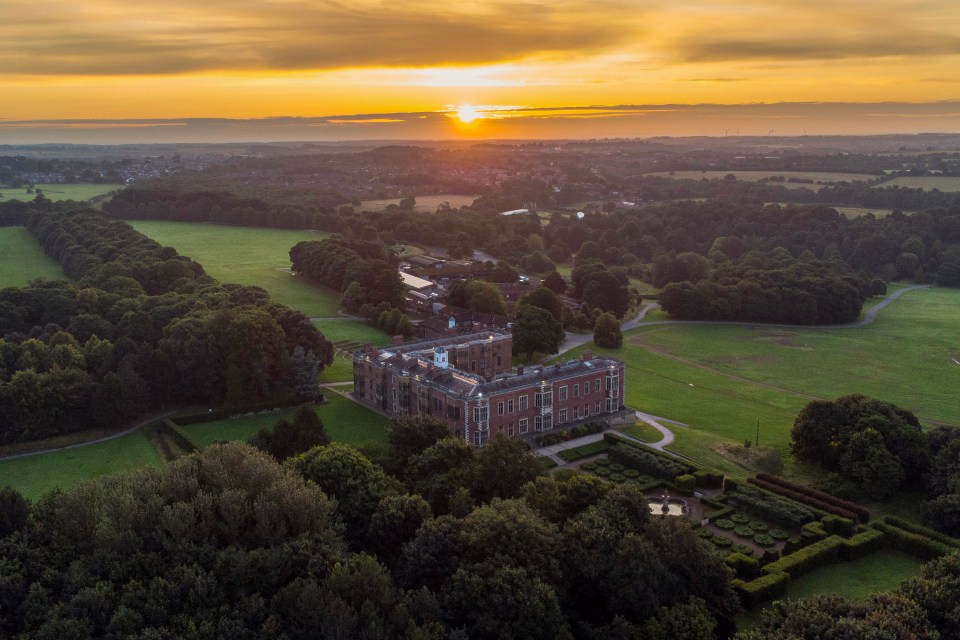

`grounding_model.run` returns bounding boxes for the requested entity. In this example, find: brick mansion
[353,332,626,445]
